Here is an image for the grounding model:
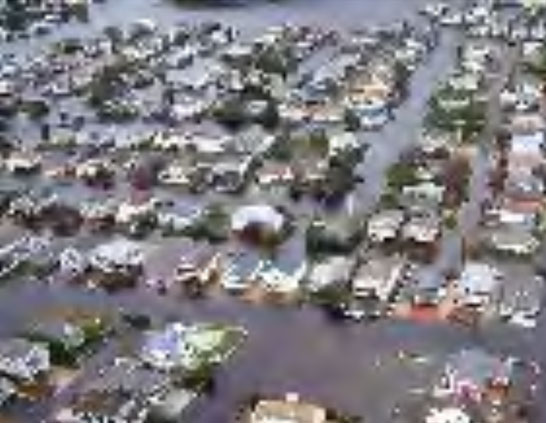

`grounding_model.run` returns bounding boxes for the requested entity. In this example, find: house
[80,200,117,232]
[59,247,87,275]
[307,256,354,292]
[88,239,144,274]
[504,167,544,199]
[499,275,543,327]
[308,103,345,126]
[409,268,447,306]
[57,357,172,423]
[401,182,445,207]
[169,97,210,121]
[425,407,471,423]
[367,209,405,243]
[509,112,545,134]
[500,82,541,112]
[174,247,220,295]
[255,162,295,187]
[447,72,482,93]
[28,320,86,352]
[0,377,15,407]
[3,153,41,175]
[508,131,545,168]
[249,393,327,423]
[251,257,307,295]
[456,262,502,307]
[115,200,156,227]
[328,131,361,157]
[347,96,390,130]
[157,209,198,235]
[278,101,308,124]
[210,154,254,193]
[140,322,243,371]
[0,338,50,381]
[418,131,454,156]
[220,251,260,293]
[231,204,286,242]
[487,226,540,256]
[435,348,513,402]
[402,211,441,244]
[152,132,188,151]
[483,197,540,228]
[352,255,405,301]
[158,163,206,189]
[189,134,233,156]
[221,43,254,64]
